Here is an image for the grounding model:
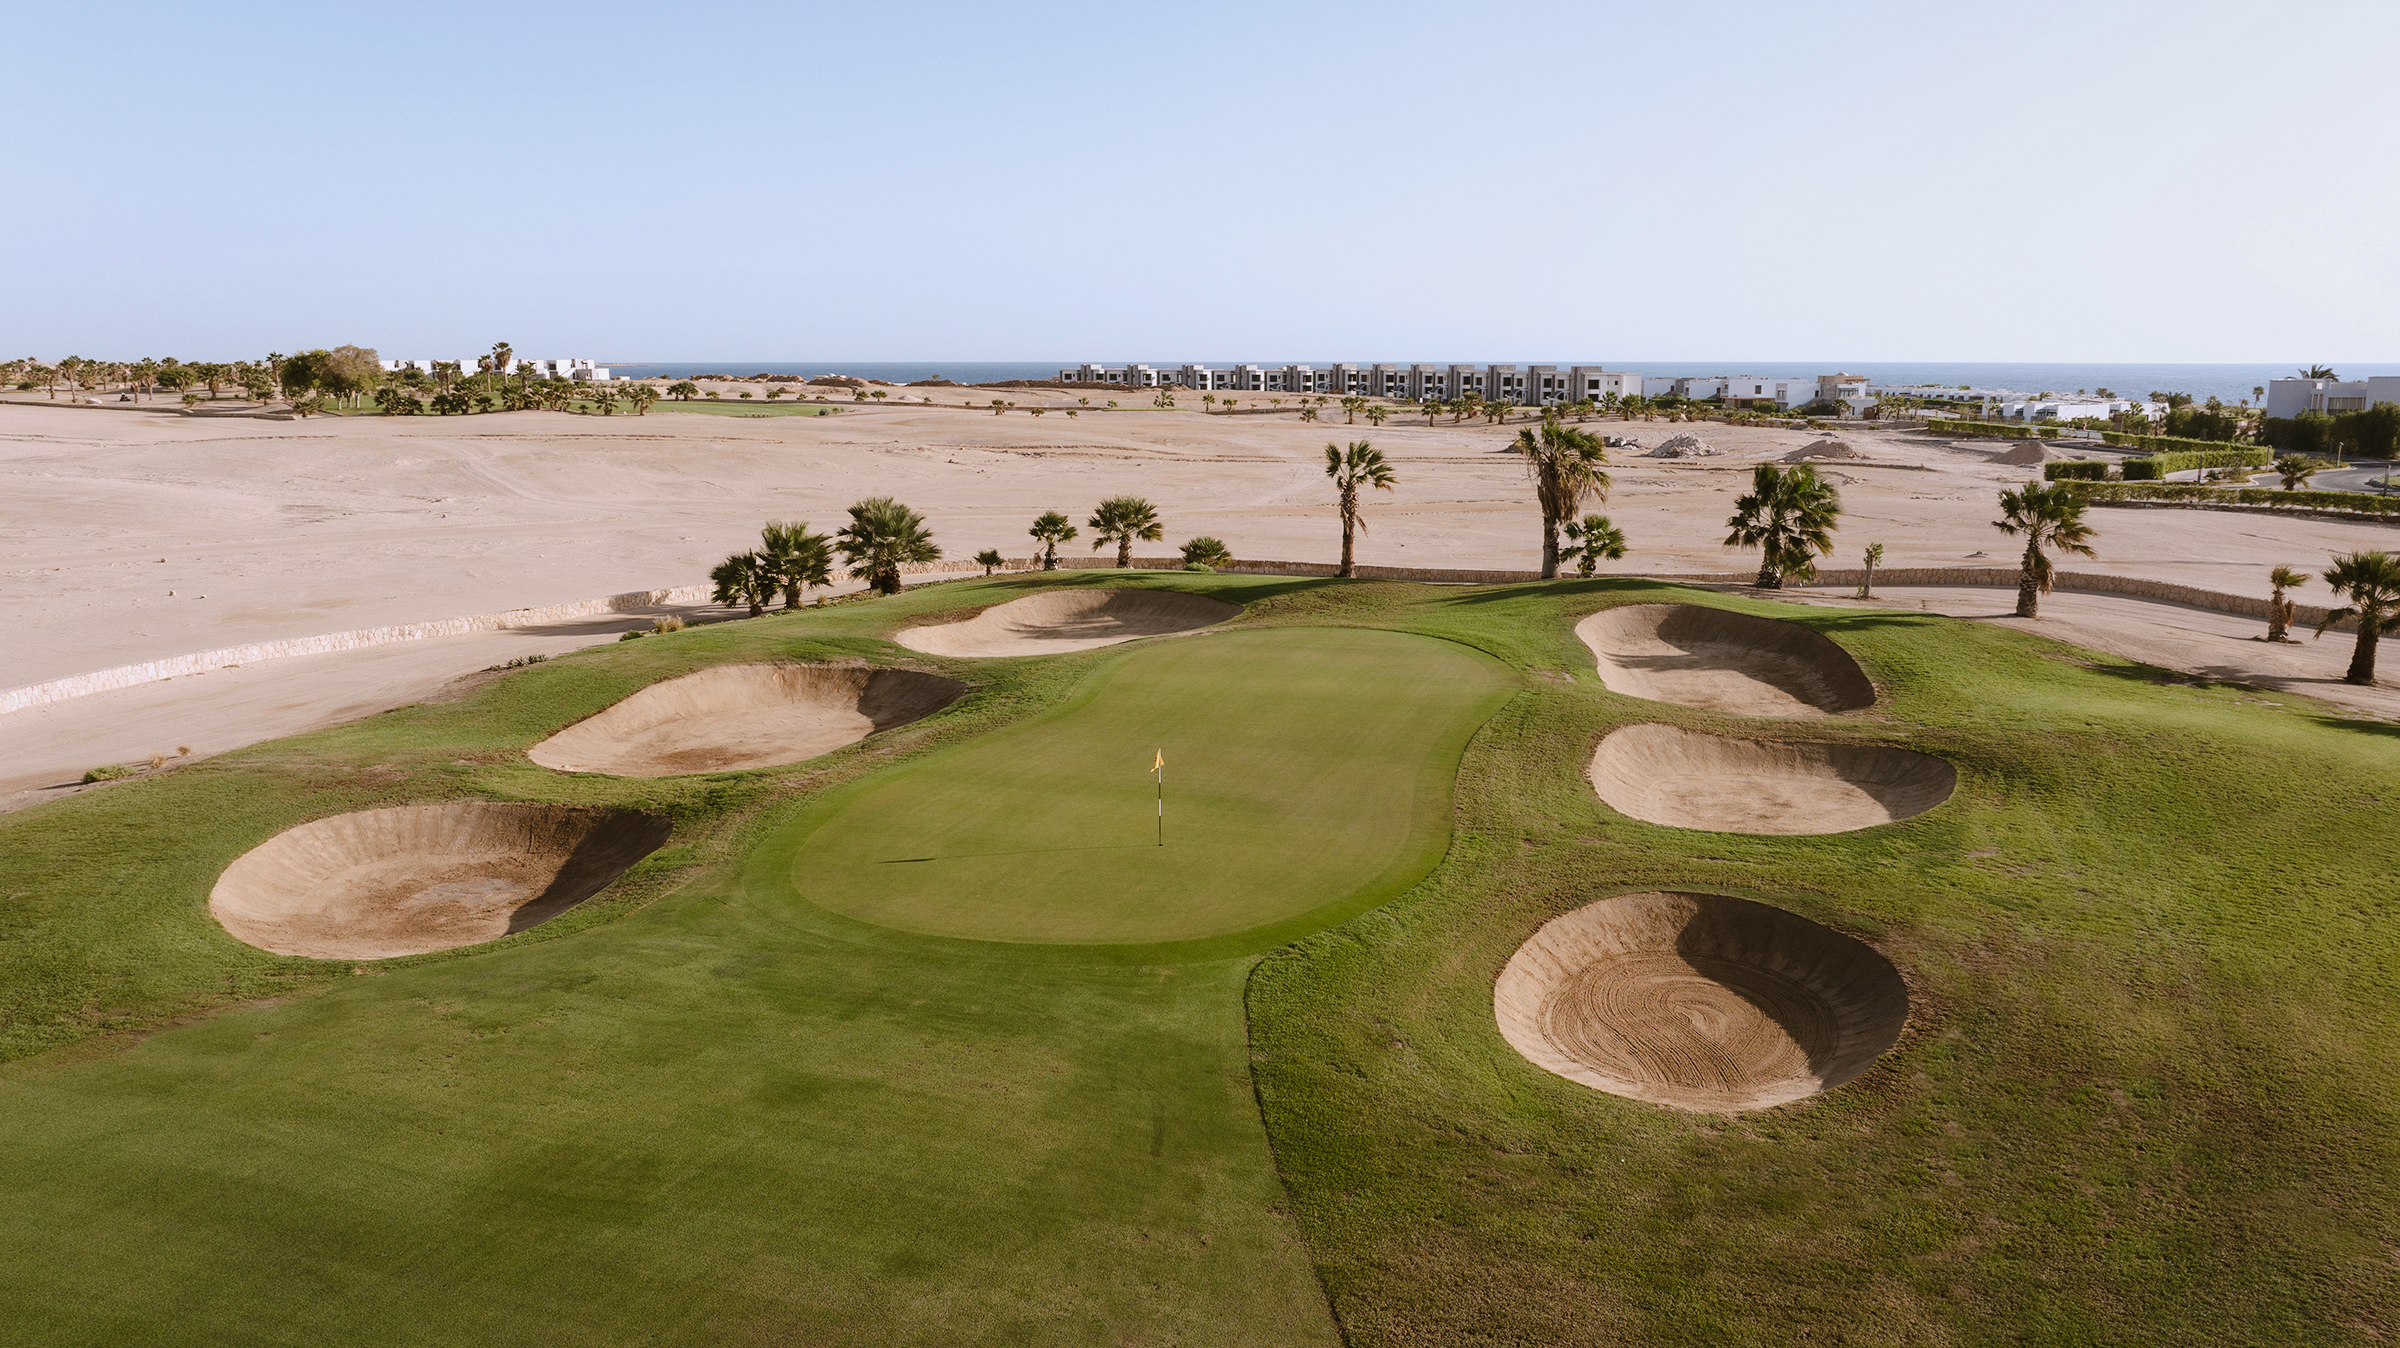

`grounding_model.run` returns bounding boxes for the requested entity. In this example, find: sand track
[1495,891,1909,1112]
[1590,723,1954,833]
[894,588,1239,658]
[1577,603,1874,718]
[209,802,671,959]
[529,663,964,777]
